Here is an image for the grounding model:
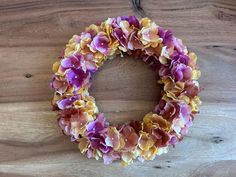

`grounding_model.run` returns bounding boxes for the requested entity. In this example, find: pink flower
[50,76,69,95]
[86,114,112,153]
[171,62,192,81]
[90,32,110,55]
[103,152,120,165]
[154,100,192,136]
[151,127,170,147]
[185,81,200,98]
[120,125,139,150]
